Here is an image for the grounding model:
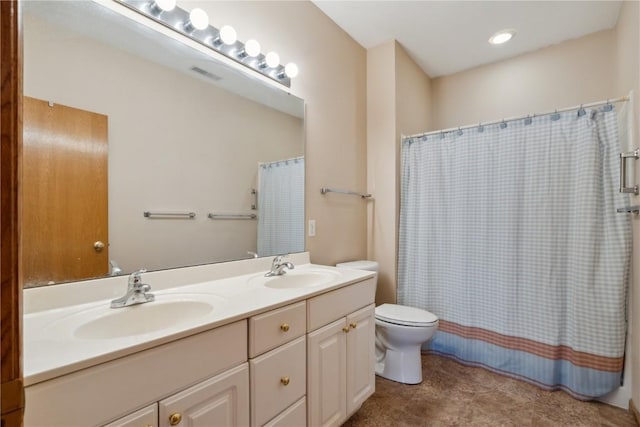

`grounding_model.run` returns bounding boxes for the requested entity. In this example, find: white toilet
[336,260,439,385]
